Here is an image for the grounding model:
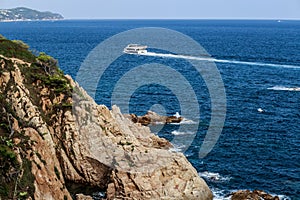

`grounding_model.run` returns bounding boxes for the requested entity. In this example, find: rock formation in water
[0,36,212,199]
[231,190,280,200]
[126,111,183,126]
